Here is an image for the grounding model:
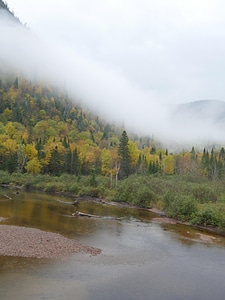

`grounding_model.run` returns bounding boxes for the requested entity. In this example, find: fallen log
[72,211,123,221]
[72,211,101,218]
[2,194,12,200]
